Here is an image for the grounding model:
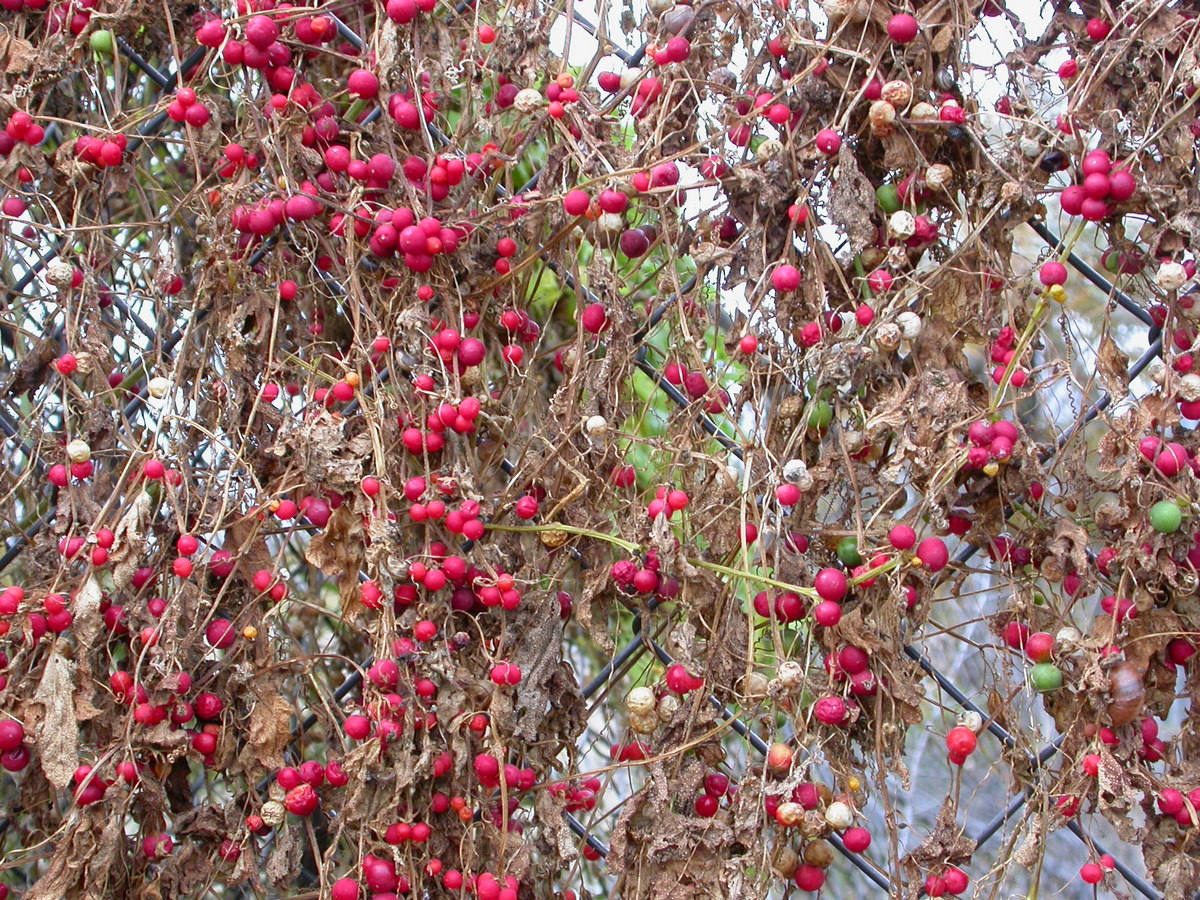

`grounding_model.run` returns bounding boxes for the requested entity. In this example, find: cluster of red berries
[1059,150,1136,222]
[74,133,128,169]
[924,866,971,896]
[825,645,879,700]
[662,364,730,413]
[48,459,94,487]
[279,759,350,816]
[988,327,1029,388]
[0,717,26,774]
[693,771,731,817]
[215,142,262,178]
[46,0,95,35]
[664,663,704,694]
[1137,436,1199,478]
[0,587,73,638]
[165,87,211,127]
[610,549,680,598]
[752,589,807,623]
[0,111,45,154]
[961,416,1021,470]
